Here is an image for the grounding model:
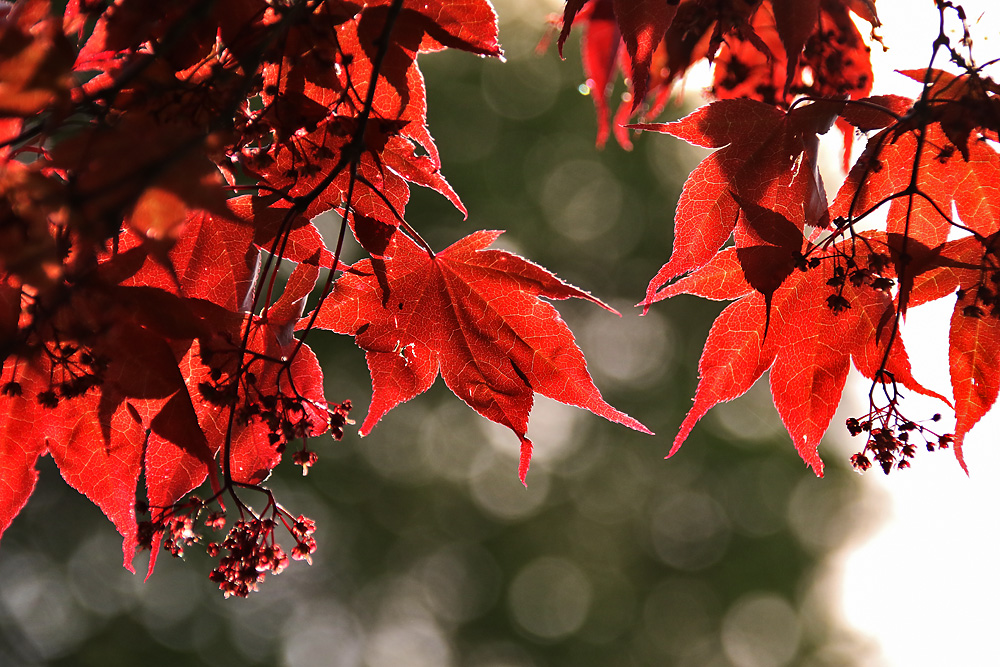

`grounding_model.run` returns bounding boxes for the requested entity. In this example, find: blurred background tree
[0,2,883,665]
